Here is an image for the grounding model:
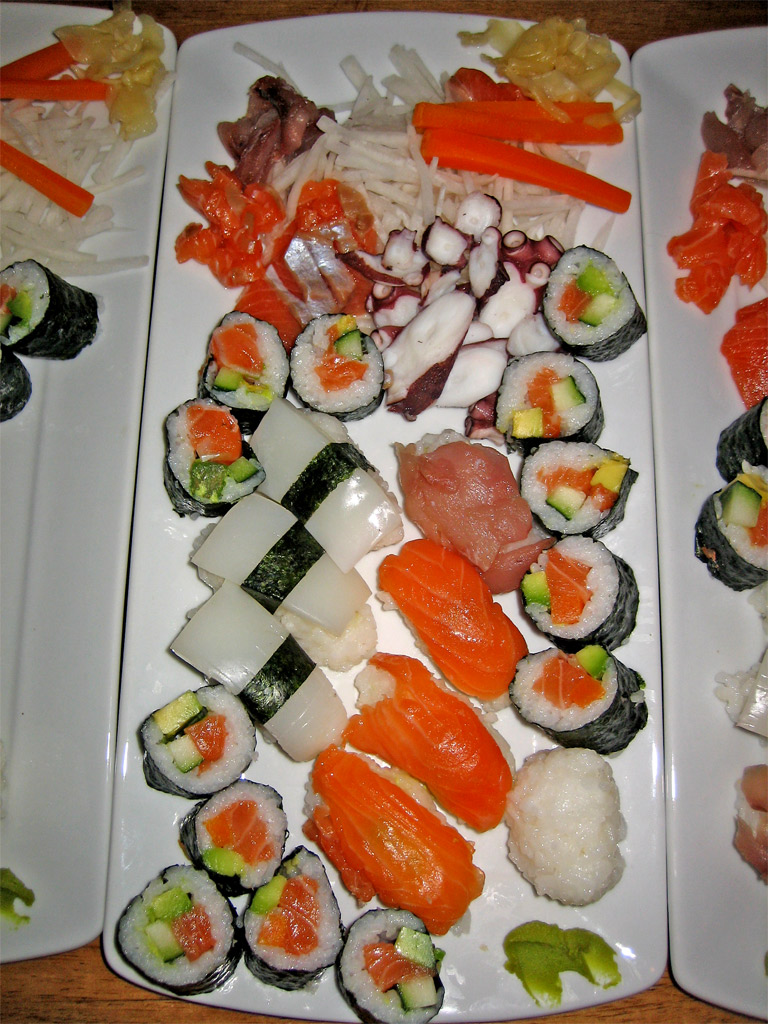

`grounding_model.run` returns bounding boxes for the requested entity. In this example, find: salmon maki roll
[303,745,484,935]
[344,653,513,831]
[378,538,528,701]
